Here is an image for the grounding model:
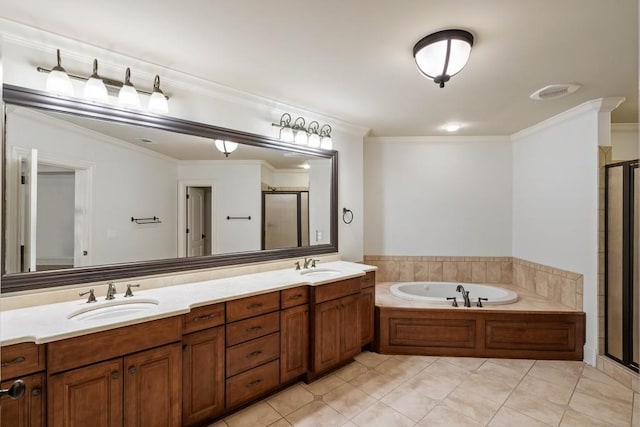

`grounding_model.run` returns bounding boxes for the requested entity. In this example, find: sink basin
[68,299,159,321]
[299,268,342,278]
